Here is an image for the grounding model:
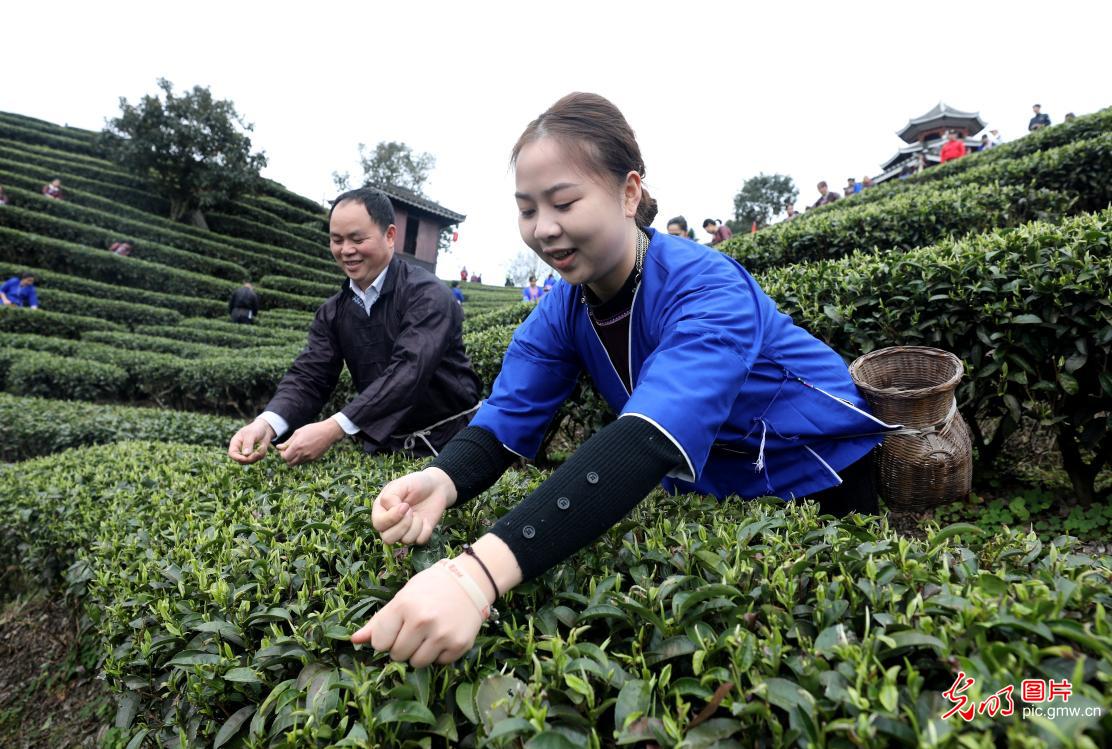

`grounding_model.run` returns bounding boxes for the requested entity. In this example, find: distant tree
[332,141,435,195]
[506,248,547,285]
[359,141,435,195]
[731,173,798,231]
[101,78,267,225]
[331,170,352,193]
[333,141,451,249]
